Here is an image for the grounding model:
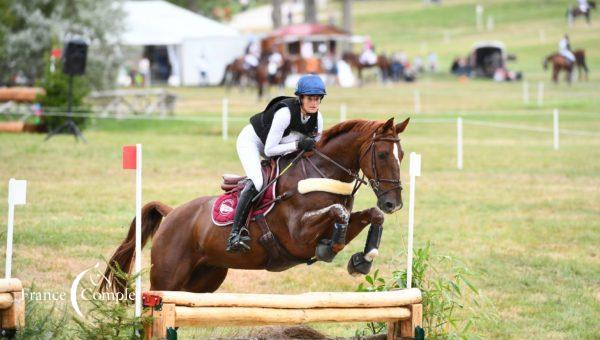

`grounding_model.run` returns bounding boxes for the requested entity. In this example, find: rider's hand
[297,137,316,151]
